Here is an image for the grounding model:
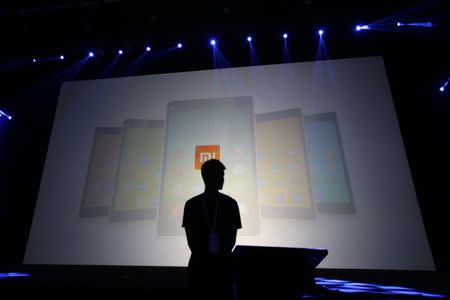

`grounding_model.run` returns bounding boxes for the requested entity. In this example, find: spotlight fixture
[356,25,370,31]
